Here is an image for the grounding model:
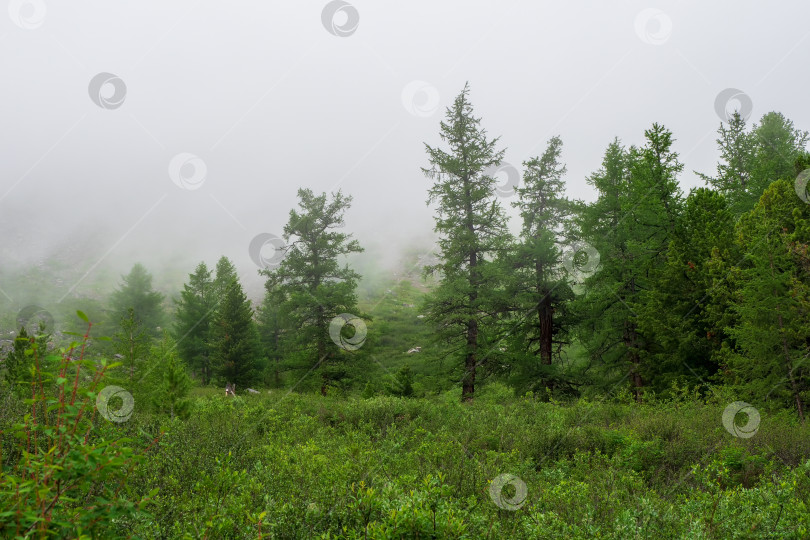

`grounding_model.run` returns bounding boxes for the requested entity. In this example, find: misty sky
[2,1,809,299]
